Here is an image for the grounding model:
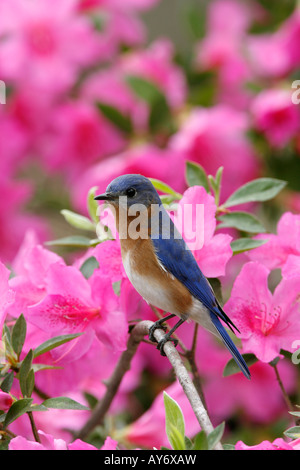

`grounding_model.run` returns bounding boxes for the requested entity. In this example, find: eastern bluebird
[95,174,251,379]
